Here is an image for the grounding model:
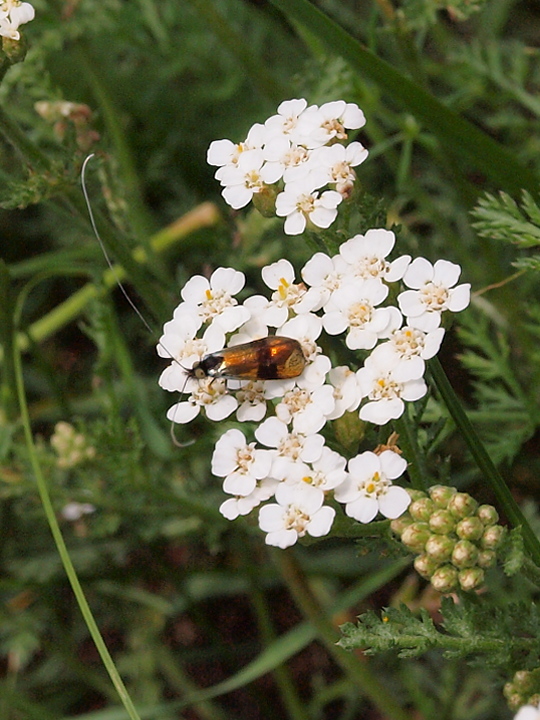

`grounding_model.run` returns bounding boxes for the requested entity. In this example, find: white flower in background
[0,0,34,40]
[275,382,335,435]
[207,123,267,168]
[175,267,250,332]
[258,482,336,548]
[275,181,342,236]
[51,422,96,469]
[513,702,540,720]
[61,502,96,522]
[335,450,410,523]
[377,325,446,382]
[322,279,401,350]
[326,365,362,420]
[339,229,411,282]
[398,258,471,332]
[356,345,427,424]
[220,477,279,520]
[211,429,274,496]
[301,251,352,311]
